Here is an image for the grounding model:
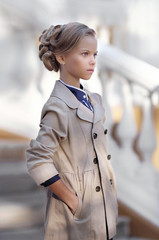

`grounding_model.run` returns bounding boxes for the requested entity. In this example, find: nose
[90,55,96,65]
